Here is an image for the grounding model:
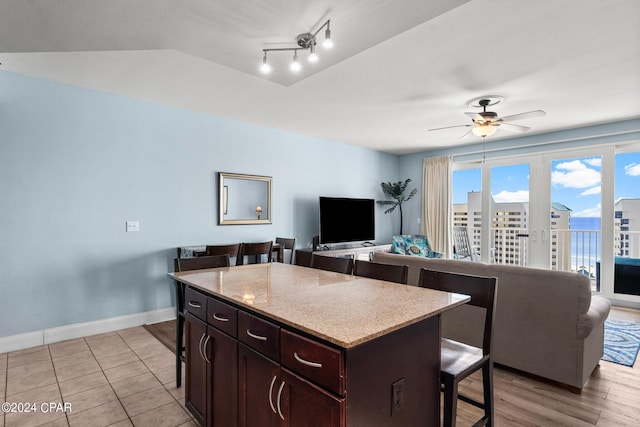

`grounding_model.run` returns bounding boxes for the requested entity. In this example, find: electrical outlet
[391,378,405,416]
[126,221,140,232]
